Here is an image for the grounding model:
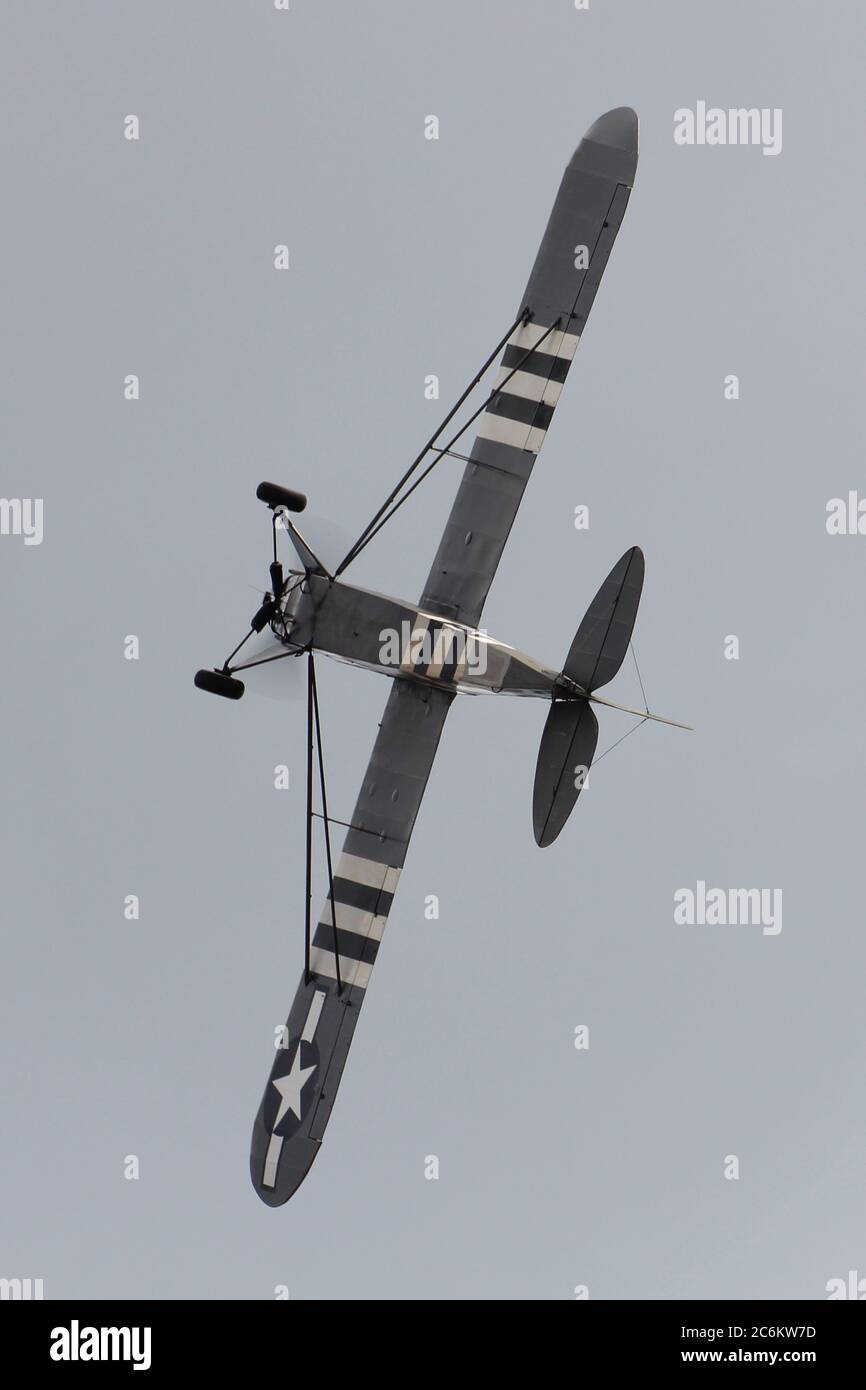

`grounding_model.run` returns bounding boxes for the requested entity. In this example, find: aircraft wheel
[194,669,245,700]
